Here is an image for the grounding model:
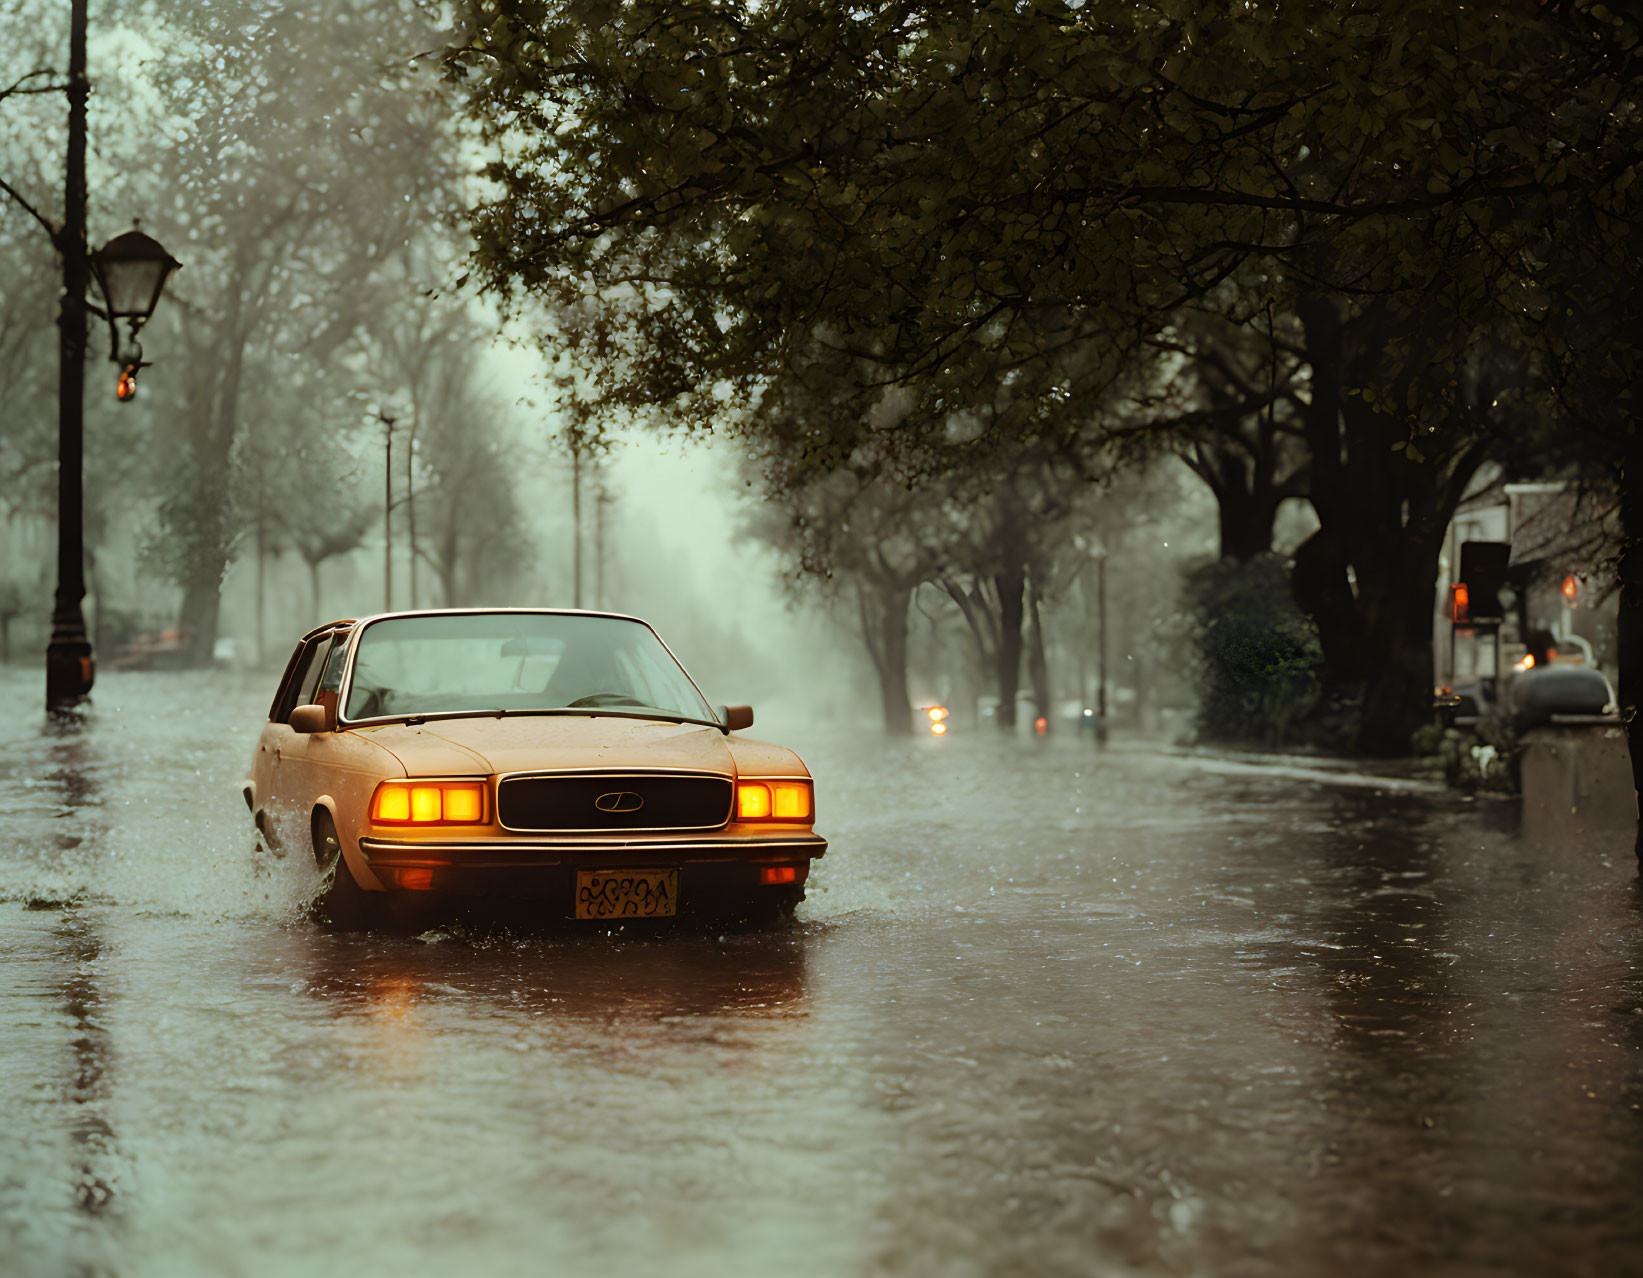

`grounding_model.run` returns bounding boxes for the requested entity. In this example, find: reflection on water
[301,930,809,1026]
[3,672,1643,1275]
[43,722,118,1222]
